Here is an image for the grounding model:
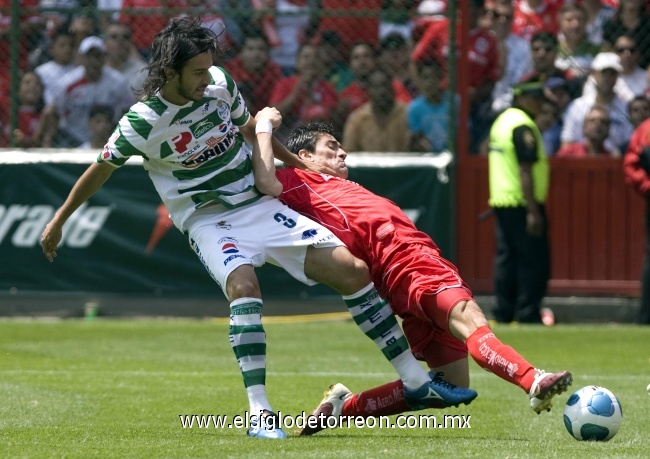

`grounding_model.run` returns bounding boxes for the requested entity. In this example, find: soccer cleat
[528,369,573,414]
[404,372,478,410]
[297,383,352,436]
[247,411,287,439]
